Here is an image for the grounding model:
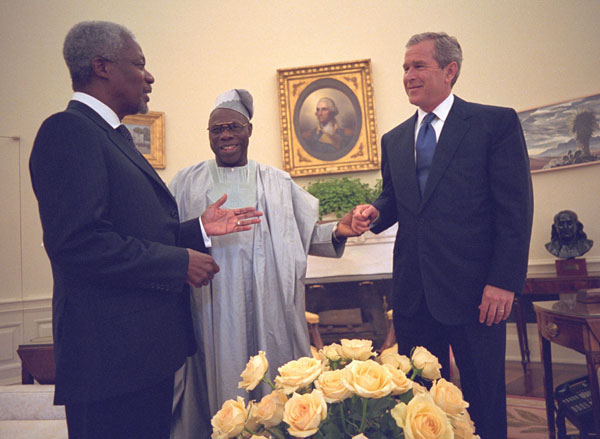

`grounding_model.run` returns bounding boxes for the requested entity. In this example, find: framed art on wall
[277,59,378,177]
[518,93,600,173]
[122,111,165,169]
